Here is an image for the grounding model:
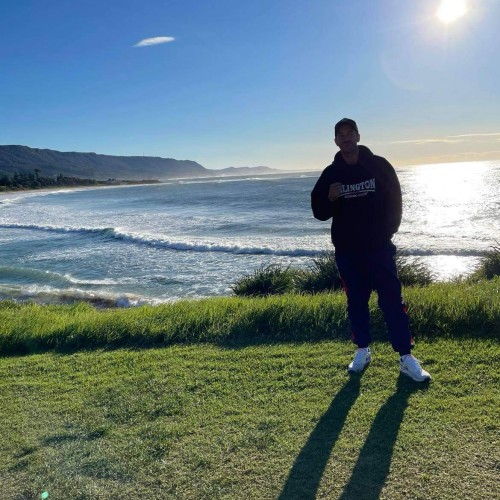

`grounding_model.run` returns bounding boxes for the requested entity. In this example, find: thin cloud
[459,150,500,156]
[390,132,500,145]
[390,138,461,145]
[134,36,175,47]
[447,132,500,138]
